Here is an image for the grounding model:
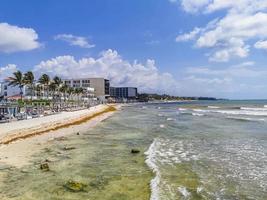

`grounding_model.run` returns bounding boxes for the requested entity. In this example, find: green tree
[60,83,69,102]
[8,71,25,100]
[53,76,62,102]
[75,87,84,105]
[38,74,50,99]
[23,71,35,100]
